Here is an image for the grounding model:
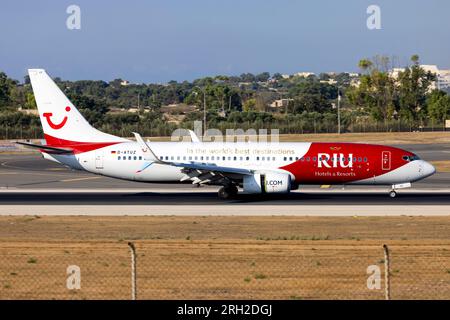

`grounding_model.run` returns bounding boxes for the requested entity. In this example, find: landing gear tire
[389,190,397,198]
[218,185,238,200]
